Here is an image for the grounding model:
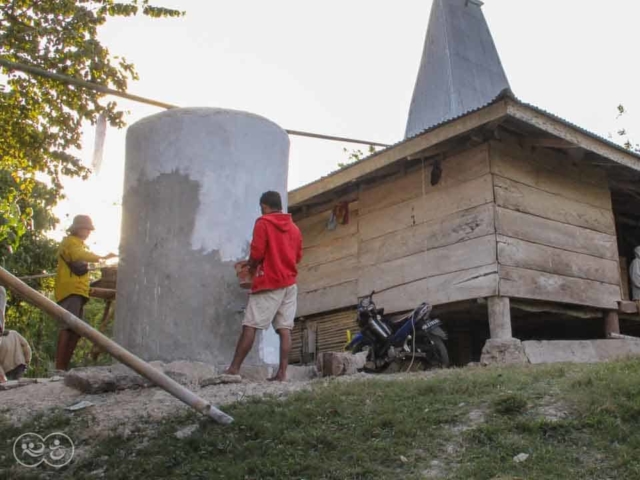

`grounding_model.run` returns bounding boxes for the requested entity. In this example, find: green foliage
[338,144,378,169]
[615,104,639,152]
[0,0,184,250]
[0,0,183,376]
